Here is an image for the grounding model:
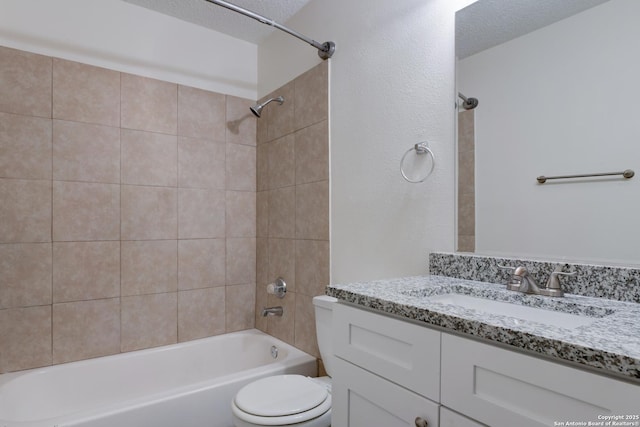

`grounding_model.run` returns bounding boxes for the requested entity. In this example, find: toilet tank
[312,295,337,377]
